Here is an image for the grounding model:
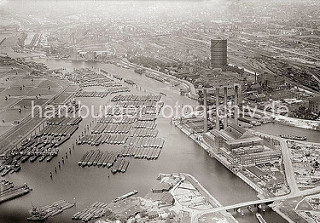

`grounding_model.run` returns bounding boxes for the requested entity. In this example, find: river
[253,123,320,143]
[0,59,289,223]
